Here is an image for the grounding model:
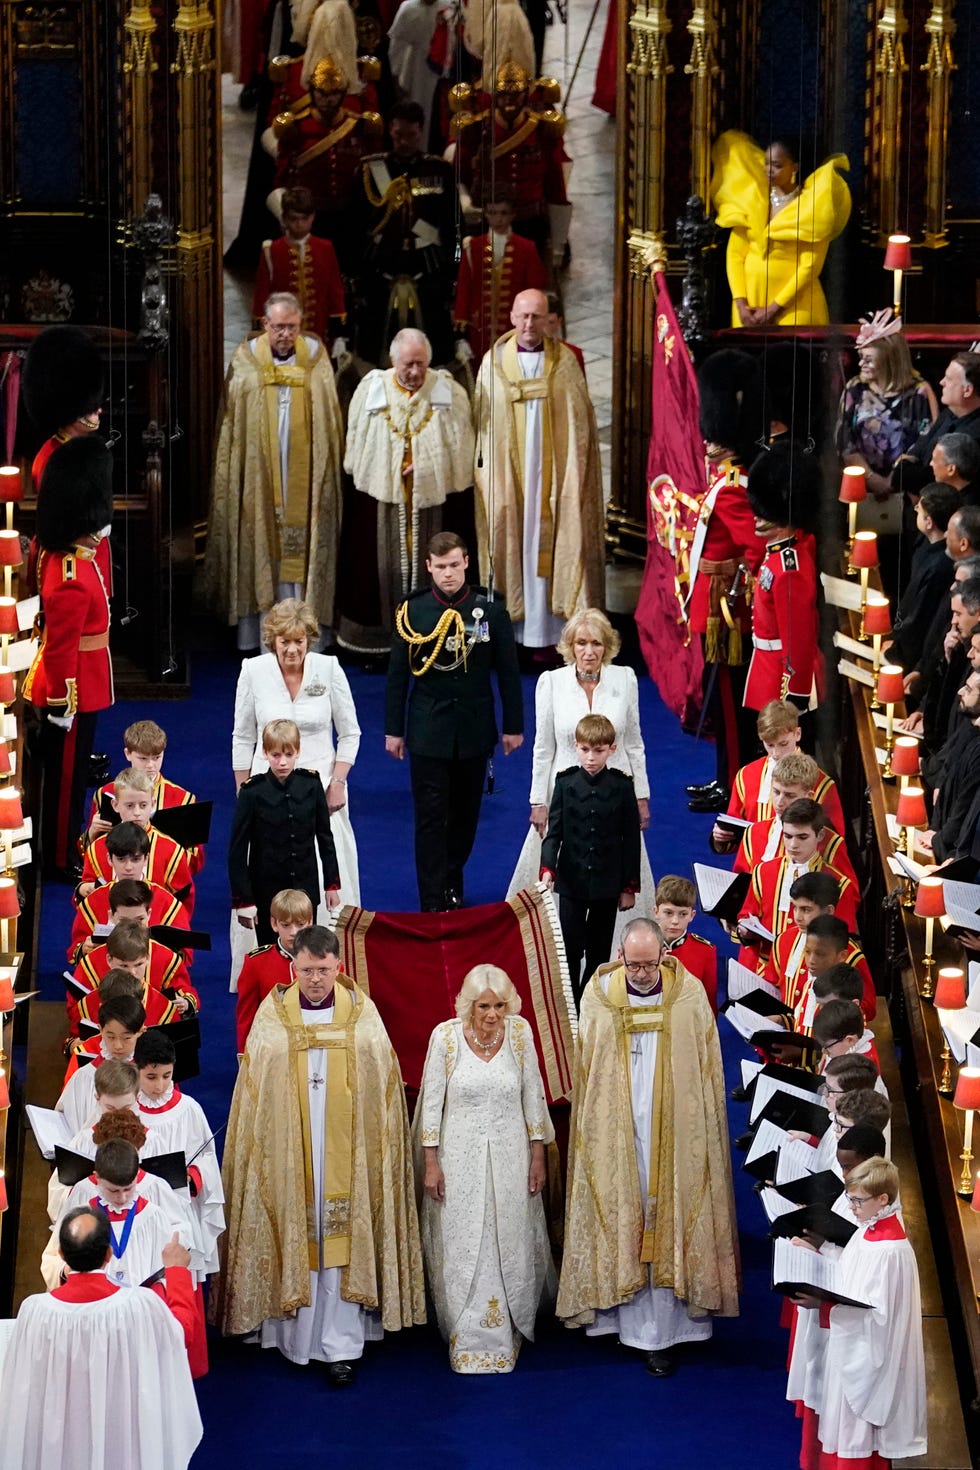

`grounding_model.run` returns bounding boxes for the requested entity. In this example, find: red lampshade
[891,737,920,778]
[0,975,12,1010]
[0,1170,7,1212]
[954,1066,980,1111]
[0,599,18,638]
[851,531,879,569]
[884,234,912,271]
[0,468,22,504]
[914,874,945,917]
[896,787,927,830]
[877,664,905,705]
[839,466,867,504]
[0,532,22,568]
[0,877,20,920]
[972,1172,980,1213]
[0,789,23,830]
[0,1067,8,1110]
[934,967,966,1010]
[0,668,15,706]
[863,596,891,636]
